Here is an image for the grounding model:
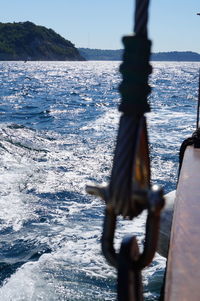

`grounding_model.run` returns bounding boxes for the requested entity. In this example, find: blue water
[0,61,199,300]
